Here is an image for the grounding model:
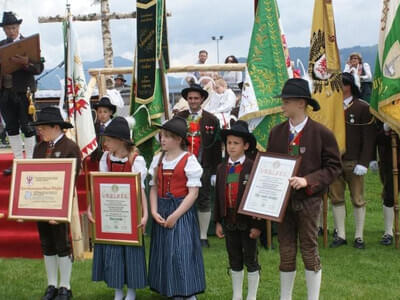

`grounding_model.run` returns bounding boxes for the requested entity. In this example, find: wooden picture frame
[238,152,302,223]
[90,172,143,246]
[8,158,76,222]
[0,34,41,75]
